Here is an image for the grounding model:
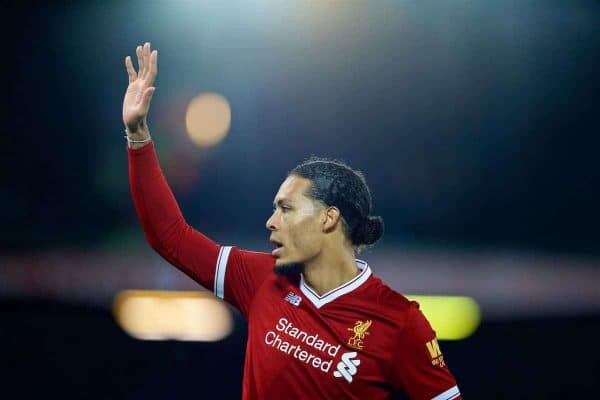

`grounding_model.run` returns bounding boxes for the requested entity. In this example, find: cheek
[288,217,322,254]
